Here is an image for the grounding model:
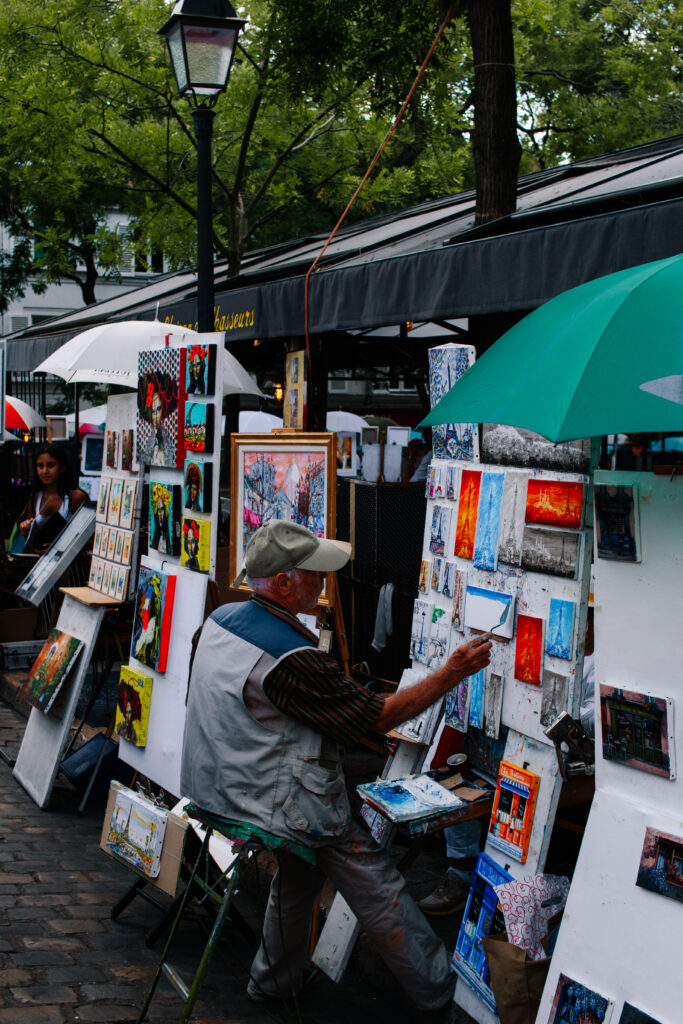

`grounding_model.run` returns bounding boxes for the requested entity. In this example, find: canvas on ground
[599,685,674,779]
